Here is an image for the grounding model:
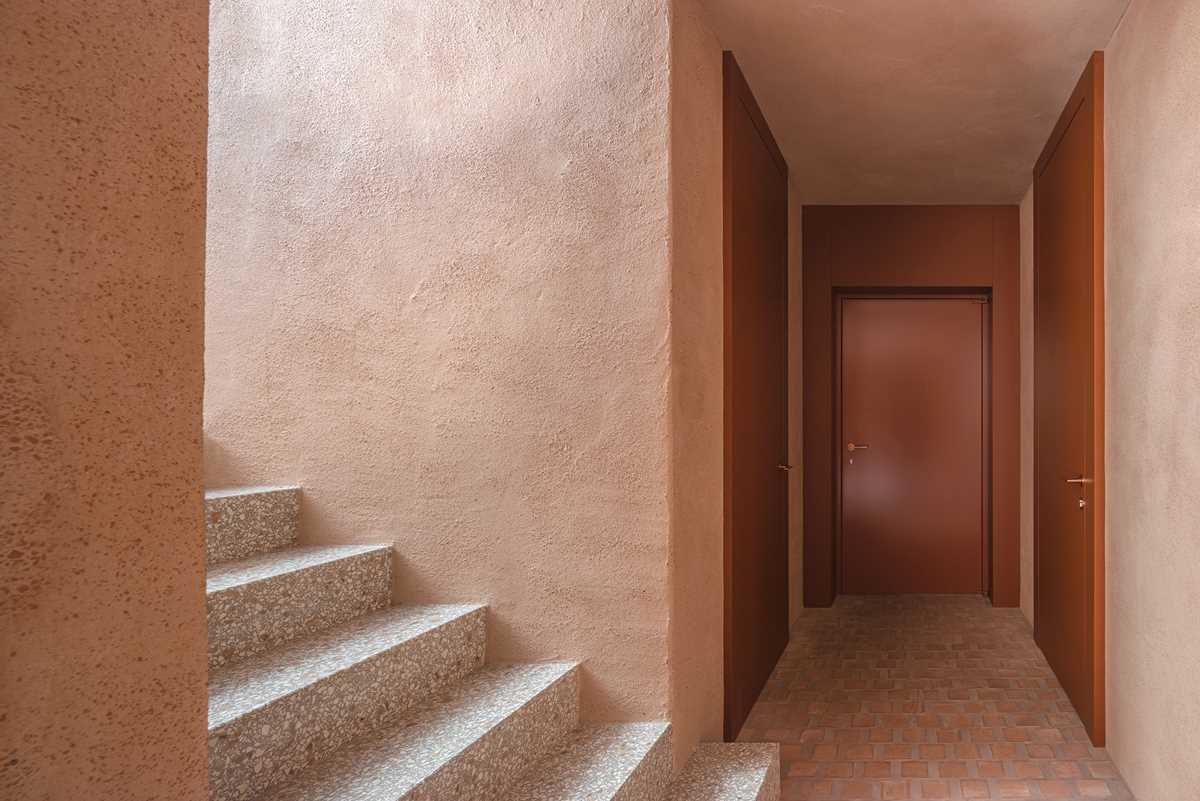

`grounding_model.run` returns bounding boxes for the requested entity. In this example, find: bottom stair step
[499,723,671,801]
[666,743,780,801]
[209,604,486,801]
[259,662,580,801]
